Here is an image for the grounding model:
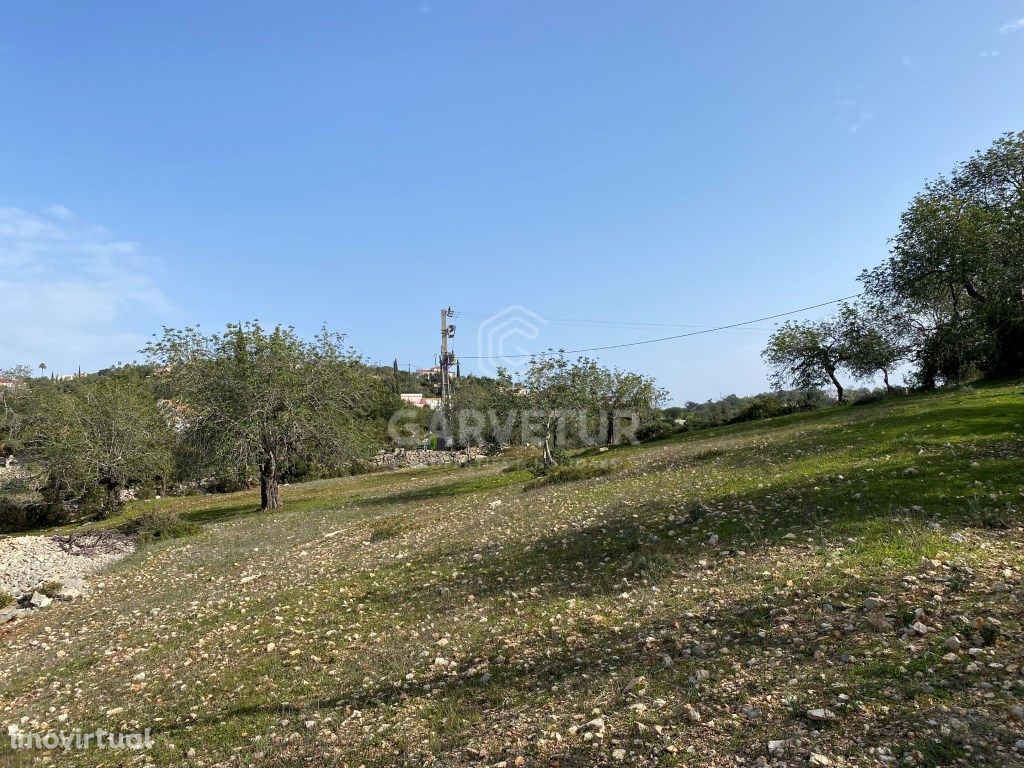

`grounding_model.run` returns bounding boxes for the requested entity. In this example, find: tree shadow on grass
[151,573,1023,768]
[354,446,1023,616]
[355,470,530,509]
[179,501,264,526]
